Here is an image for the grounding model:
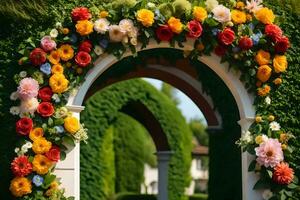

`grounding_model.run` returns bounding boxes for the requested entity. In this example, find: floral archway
[9,0,297,199]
